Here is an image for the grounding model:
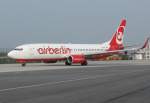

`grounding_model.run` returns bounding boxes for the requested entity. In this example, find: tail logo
[116,26,124,45]
[116,31,123,45]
